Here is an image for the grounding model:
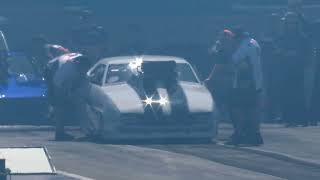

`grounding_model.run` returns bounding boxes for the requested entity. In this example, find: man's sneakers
[224,133,264,147]
[224,133,246,146]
